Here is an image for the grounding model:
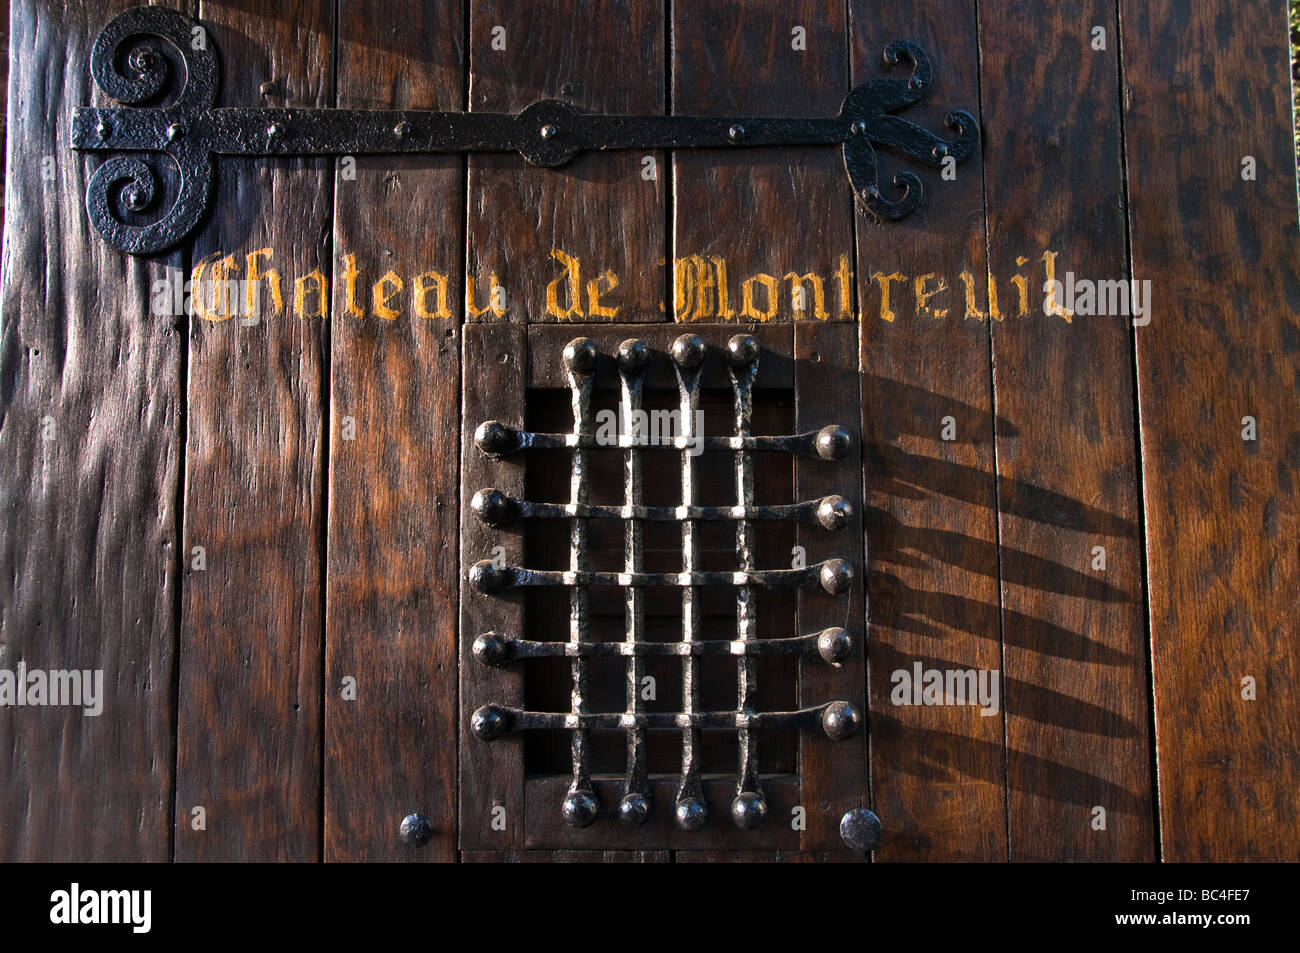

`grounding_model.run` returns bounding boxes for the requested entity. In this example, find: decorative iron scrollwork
[71,6,980,255]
